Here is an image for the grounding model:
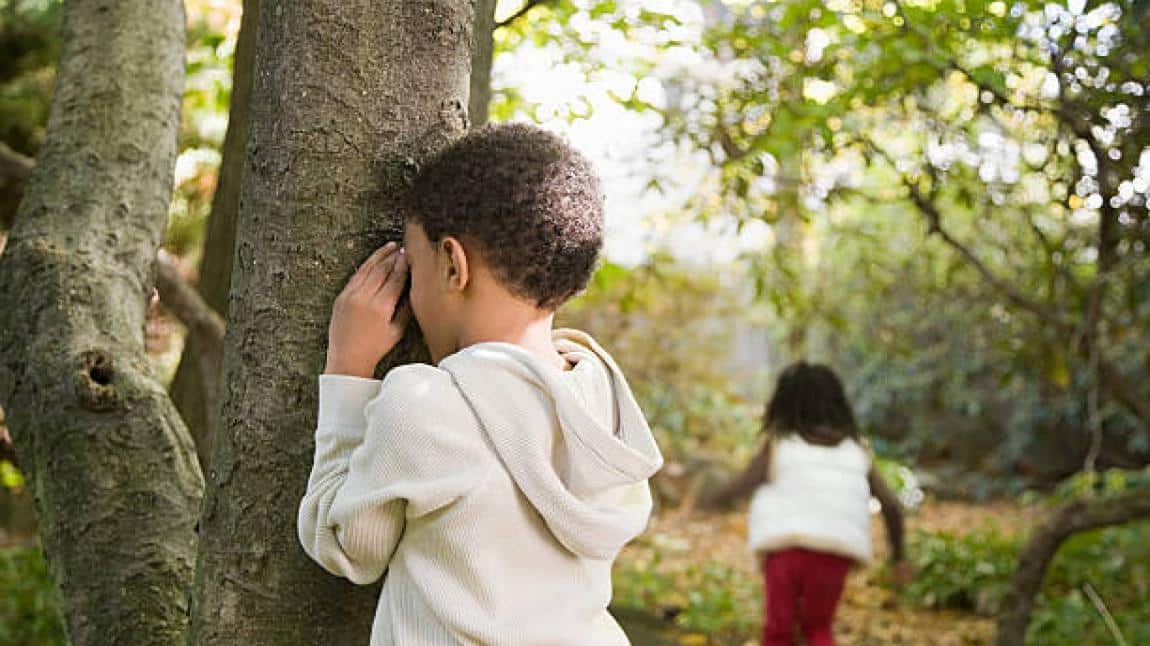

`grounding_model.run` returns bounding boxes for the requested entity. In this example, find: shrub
[904,518,1150,645]
[0,545,67,646]
[613,552,760,642]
